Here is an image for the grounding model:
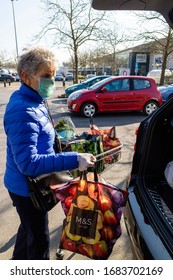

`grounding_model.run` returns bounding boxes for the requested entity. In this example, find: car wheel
[80,102,97,117]
[6,79,12,83]
[143,101,159,115]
